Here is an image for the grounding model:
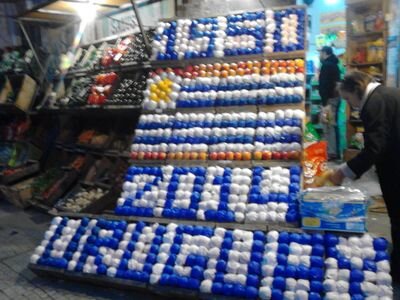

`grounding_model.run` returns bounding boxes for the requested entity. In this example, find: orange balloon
[253,60,262,68]
[278,67,287,73]
[193,65,200,72]
[287,66,295,74]
[263,60,271,68]
[206,64,214,71]
[199,70,207,77]
[229,69,237,76]
[222,63,230,71]
[279,60,287,67]
[214,63,222,70]
[221,70,229,78]
[244,68,252,75]
[230,63,238,70]
[206,71,213,77]
[246,61,254,69]
[287,60,296,67]
[213,70,221,77]
[261,67,270,75]
[252,67,261,74]
[199,64,207,71]
[237,68,245,76]
[270,67,278,75]
[271,60,279,68]
[237,61,246,69]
